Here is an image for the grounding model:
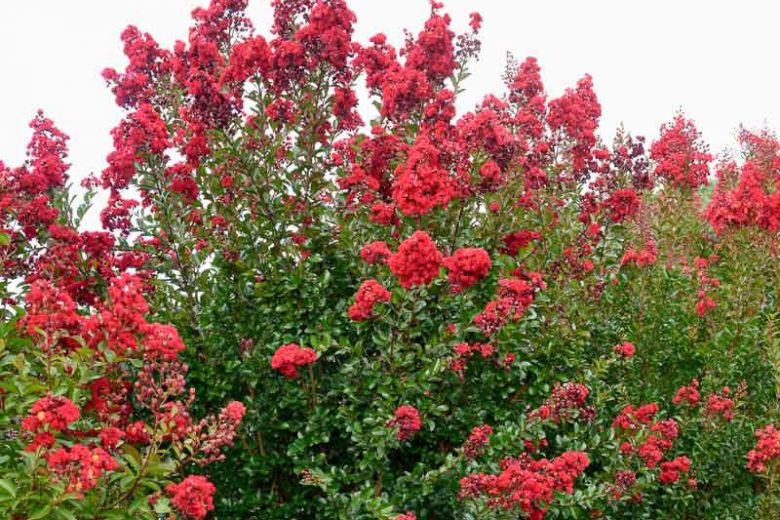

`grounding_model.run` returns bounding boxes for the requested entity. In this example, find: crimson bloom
[388,231,443,289]
[166,475,216,520]
[271,343,318,378]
